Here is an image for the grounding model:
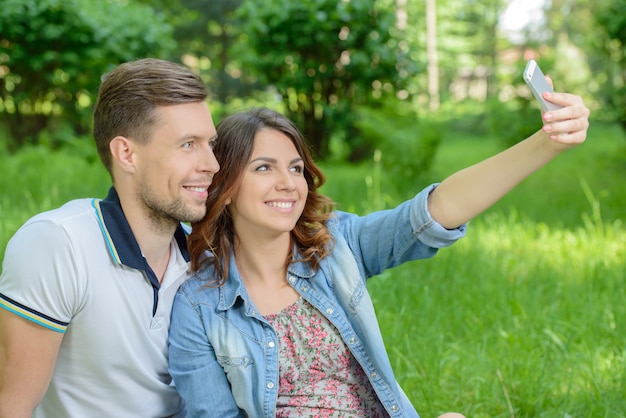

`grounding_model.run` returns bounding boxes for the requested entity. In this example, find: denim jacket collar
[217,245,316,313]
